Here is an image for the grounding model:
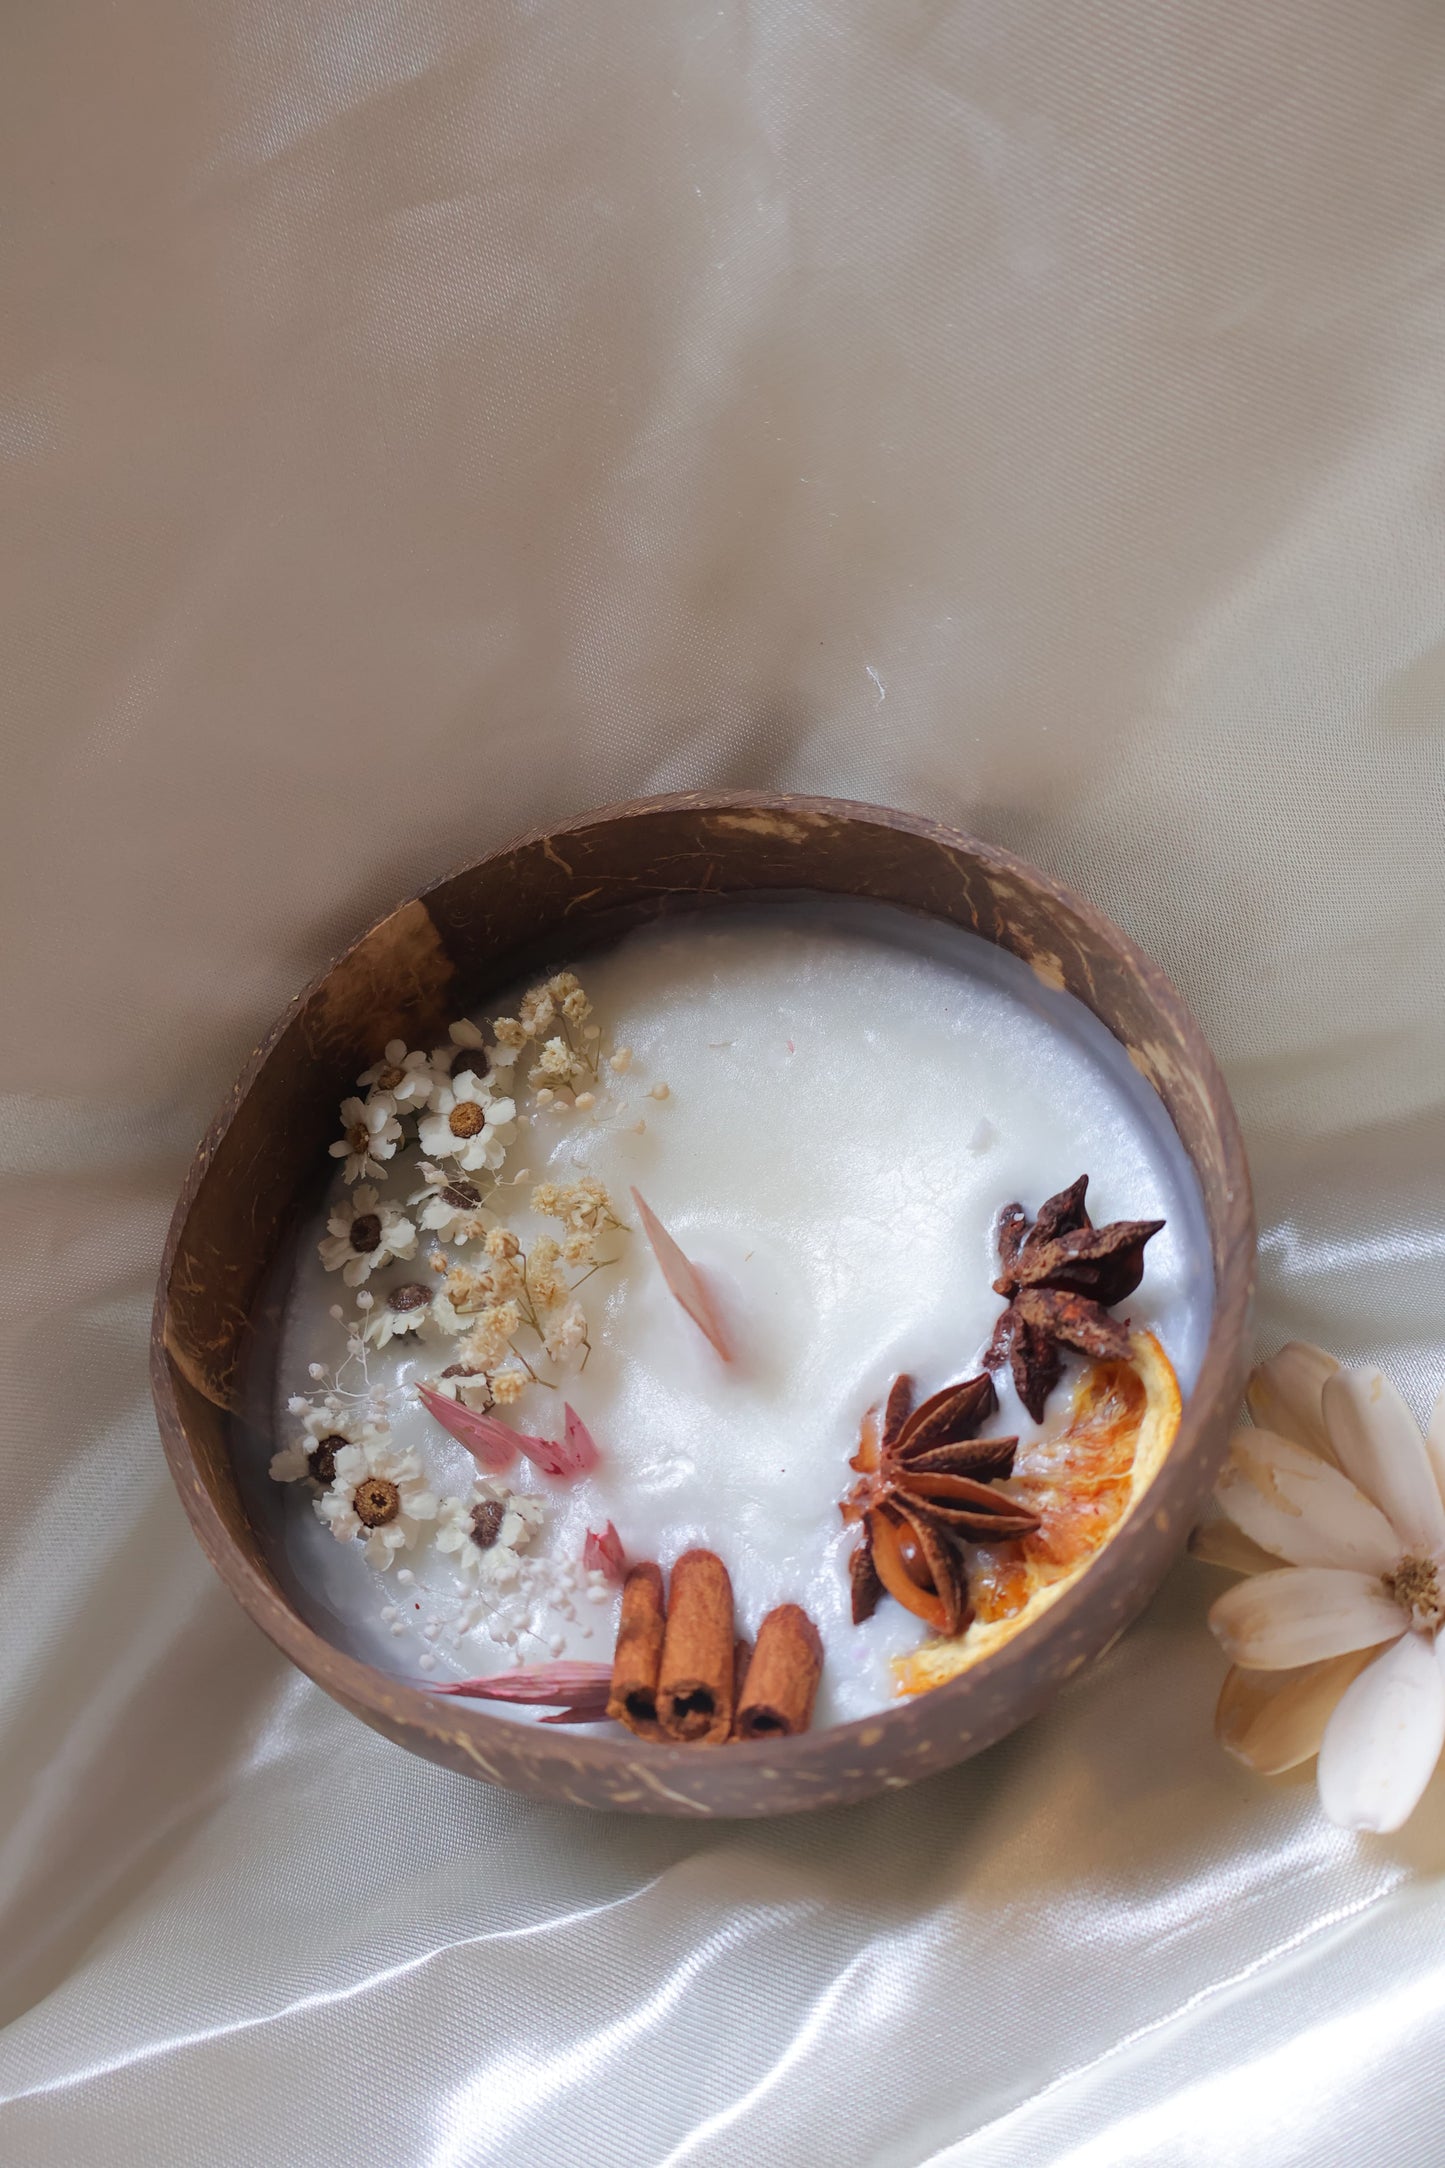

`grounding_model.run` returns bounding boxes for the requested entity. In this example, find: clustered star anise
[984,1174,1163,1420]
[843,1373,1042,1636]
